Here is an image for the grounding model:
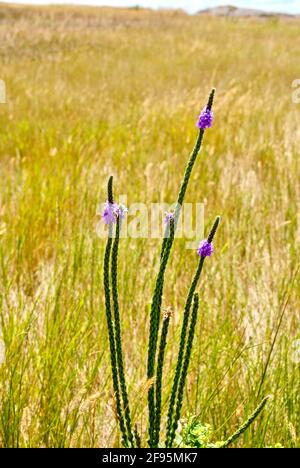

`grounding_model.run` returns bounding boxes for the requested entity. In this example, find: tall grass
[0,4,299,447]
